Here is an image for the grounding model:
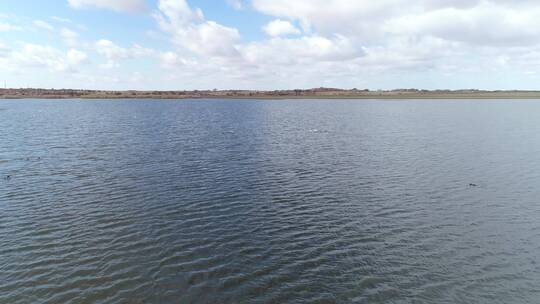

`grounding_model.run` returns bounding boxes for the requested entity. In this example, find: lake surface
[1,99,540,303]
